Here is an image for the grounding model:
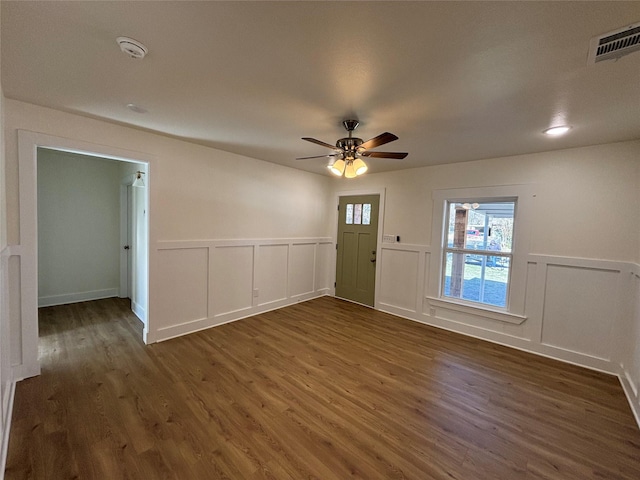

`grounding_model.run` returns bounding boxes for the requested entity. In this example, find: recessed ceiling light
[127,103,148,114]
[543,125,572,136]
